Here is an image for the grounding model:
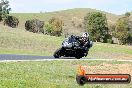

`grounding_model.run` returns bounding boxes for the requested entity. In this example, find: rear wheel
[53,48,62,58]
